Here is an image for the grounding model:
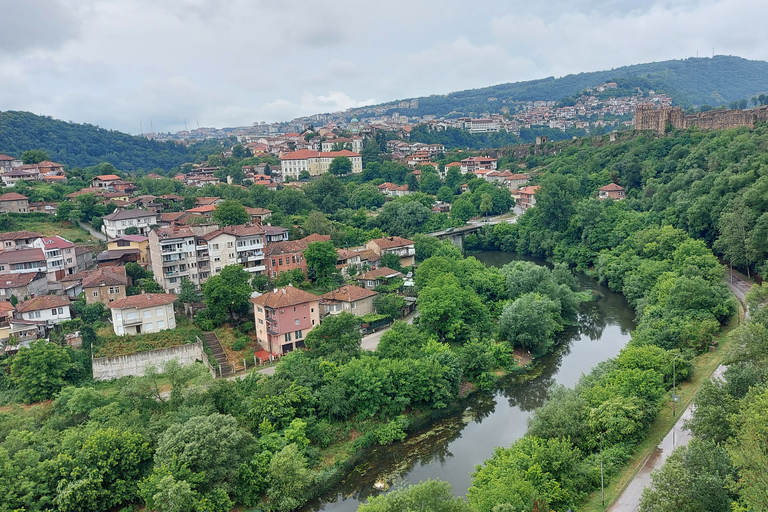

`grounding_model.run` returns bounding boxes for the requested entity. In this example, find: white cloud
[260,91,377,121]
